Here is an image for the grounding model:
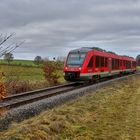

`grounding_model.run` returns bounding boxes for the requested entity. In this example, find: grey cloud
[0,0,140,59]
